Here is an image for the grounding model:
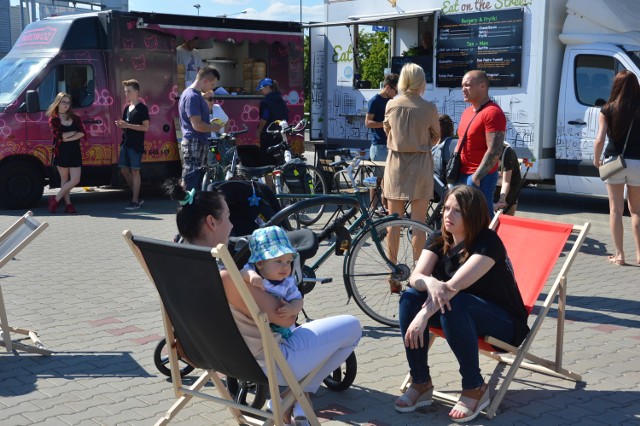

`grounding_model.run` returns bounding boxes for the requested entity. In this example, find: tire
[226,377,269,409]
[344,218,433,327]
[153,338,195,377]
[0,160,44,209]
[323,351,357,391]
[294,165,328,226]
